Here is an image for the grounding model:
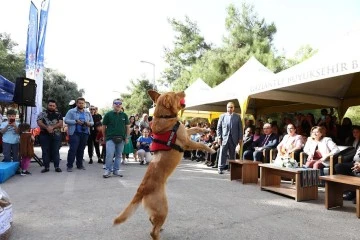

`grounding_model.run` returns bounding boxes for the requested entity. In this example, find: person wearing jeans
[65,97,94,172]
[102,98,130,178]
[0,109,20,163]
